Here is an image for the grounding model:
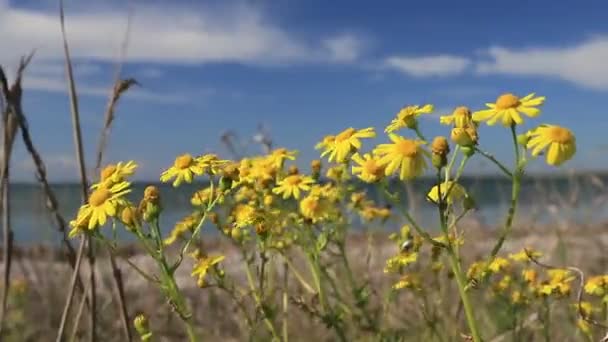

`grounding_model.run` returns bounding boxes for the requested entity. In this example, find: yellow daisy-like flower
[272,174,315,199]
[488,257,510,273]
[351,153,385,183]
[75,181,131,230]
[198,154,229,176]
[95,161,138,188]
[233,204,257,228]
[318,127,376,163]
[508,248,542,262]
[385,104,434,133]
[584,275,608,296]
[440,106,473,128]
[163,213,201,246]
[374,134,429,180]
[526,124,576,166]
[299,195,332,222]
[160,154,205,187]
[191,187,223,207]
[191,254,225,286]
[268,148,298,168]
[426,181,467,205]
[473,93,545,126]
